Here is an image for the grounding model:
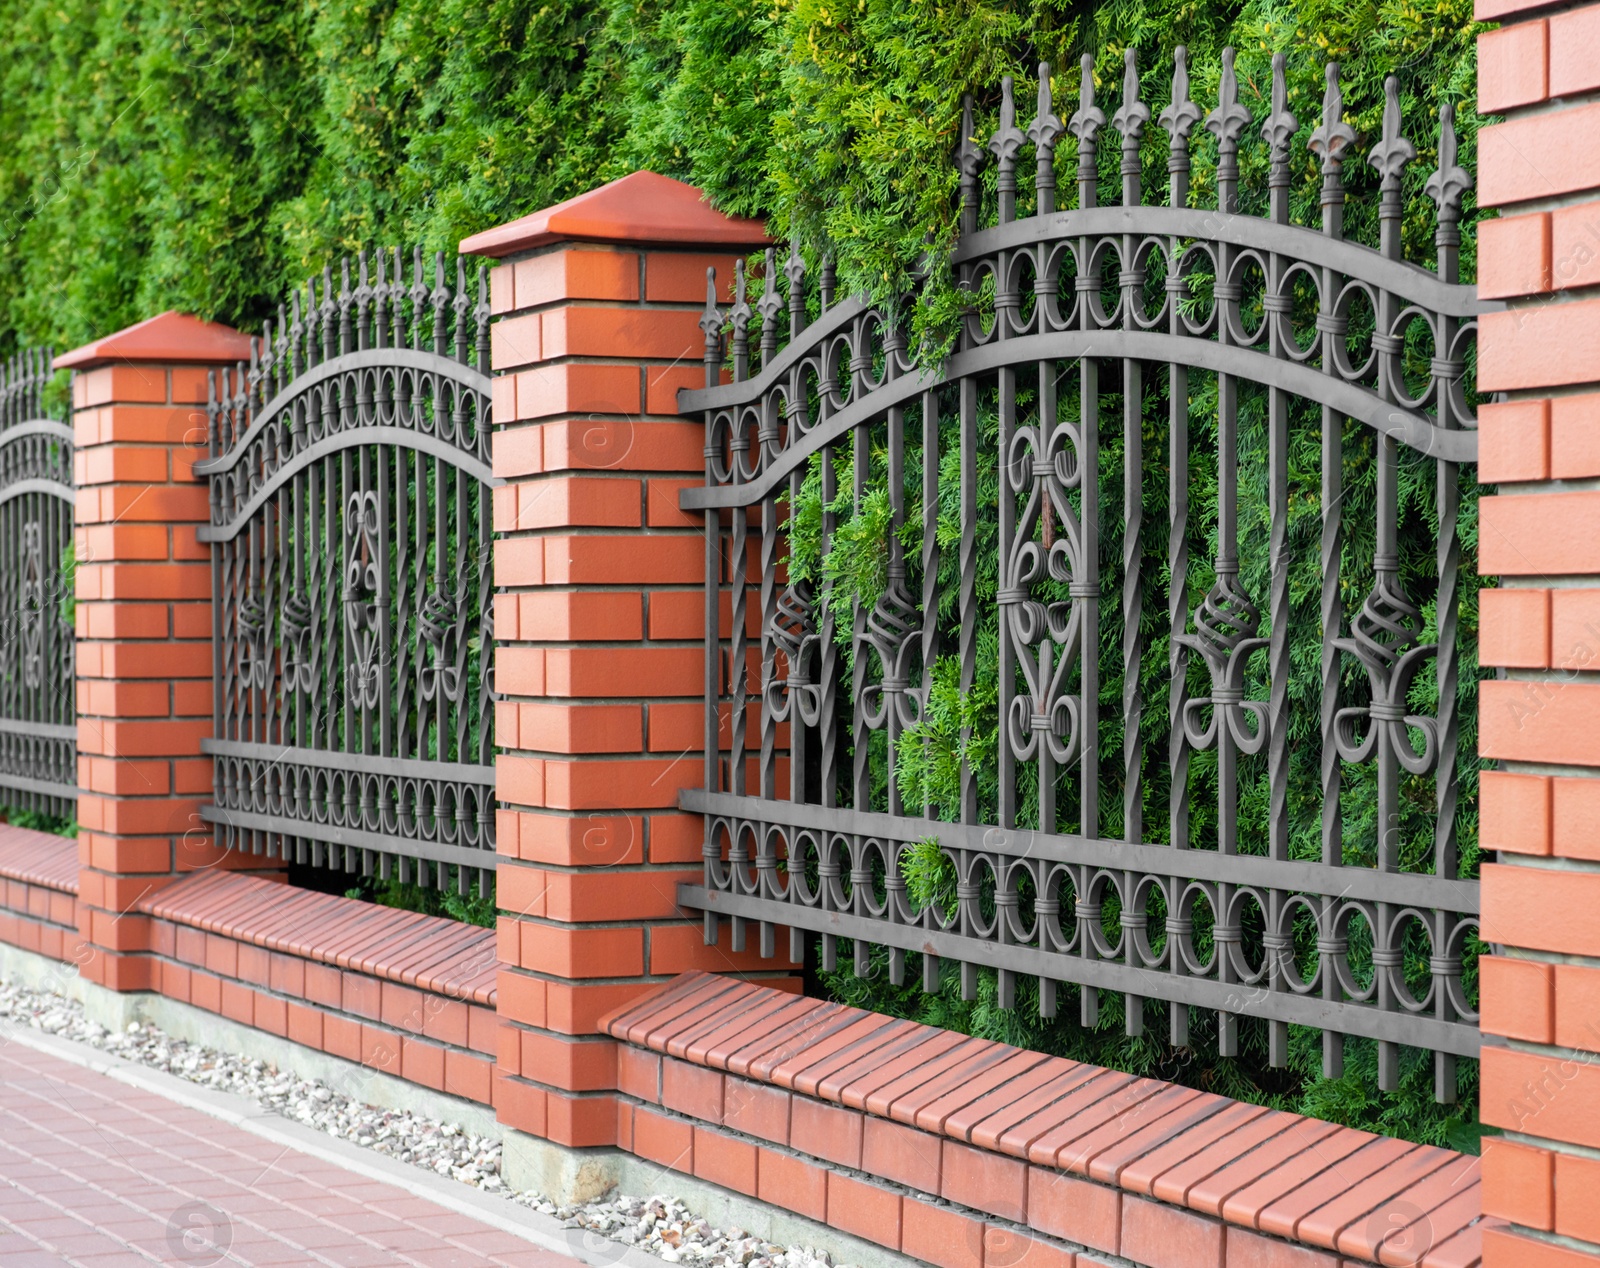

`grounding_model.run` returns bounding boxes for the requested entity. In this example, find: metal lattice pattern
[0,350,74,819]
[681,52,1485,1101]
[197,249,497,894]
